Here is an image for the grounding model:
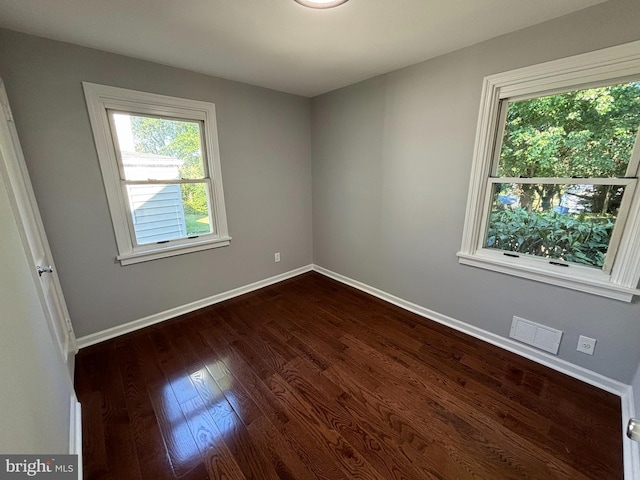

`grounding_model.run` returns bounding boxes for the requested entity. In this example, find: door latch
[628,418,640,442]
[36,265,53,277]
